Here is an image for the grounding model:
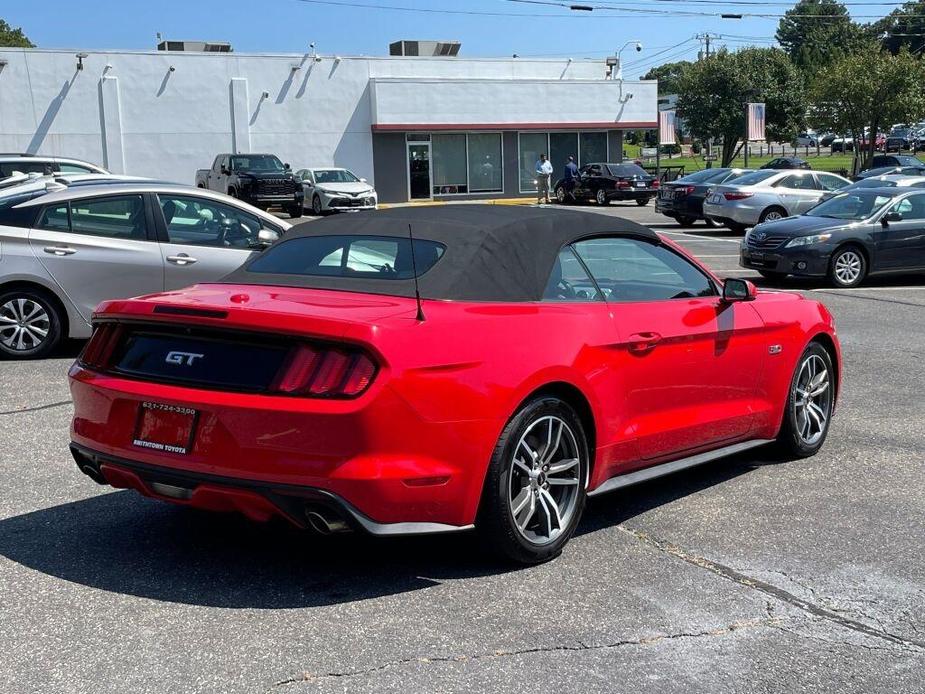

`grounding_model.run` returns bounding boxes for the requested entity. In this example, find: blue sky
[2,0,908,79]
